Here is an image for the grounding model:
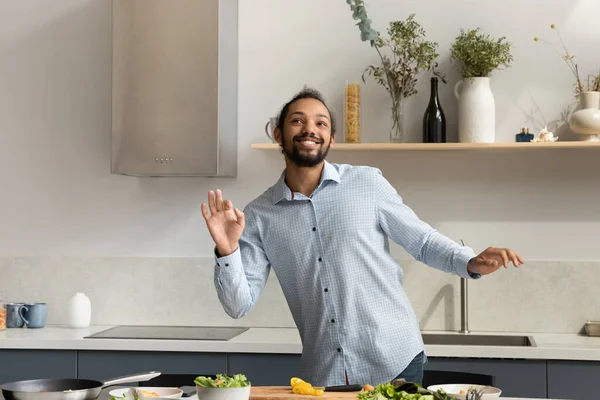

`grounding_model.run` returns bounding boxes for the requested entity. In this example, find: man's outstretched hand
[201,189,245,257]
[467,246,524,276]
